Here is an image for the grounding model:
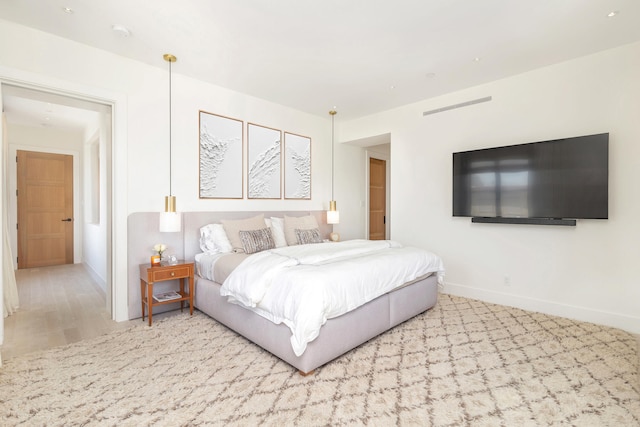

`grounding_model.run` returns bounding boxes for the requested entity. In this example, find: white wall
[341,41,640,334]
[330,139,368,241]
[0,19,336,320]
[82,112,110,290]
